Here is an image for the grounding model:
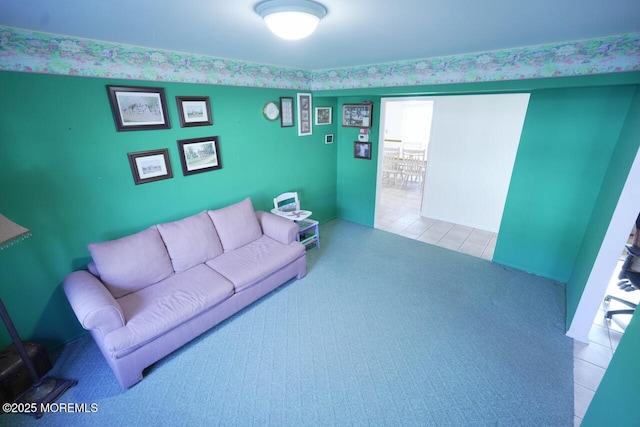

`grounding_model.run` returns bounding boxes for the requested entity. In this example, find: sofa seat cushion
[157,211,224,273]
[206,235,305,292]
[88,226,174,299]
[104,264,234,357]
[207,198,262,252]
